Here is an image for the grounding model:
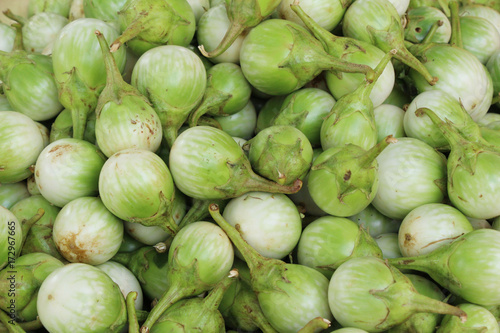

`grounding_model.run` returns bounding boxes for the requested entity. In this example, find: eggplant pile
[1,0,500,332]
